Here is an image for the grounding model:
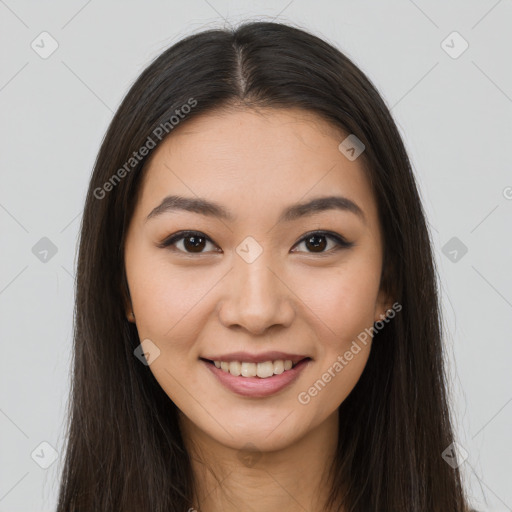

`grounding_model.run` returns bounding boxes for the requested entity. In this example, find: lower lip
[202,359,311,398]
